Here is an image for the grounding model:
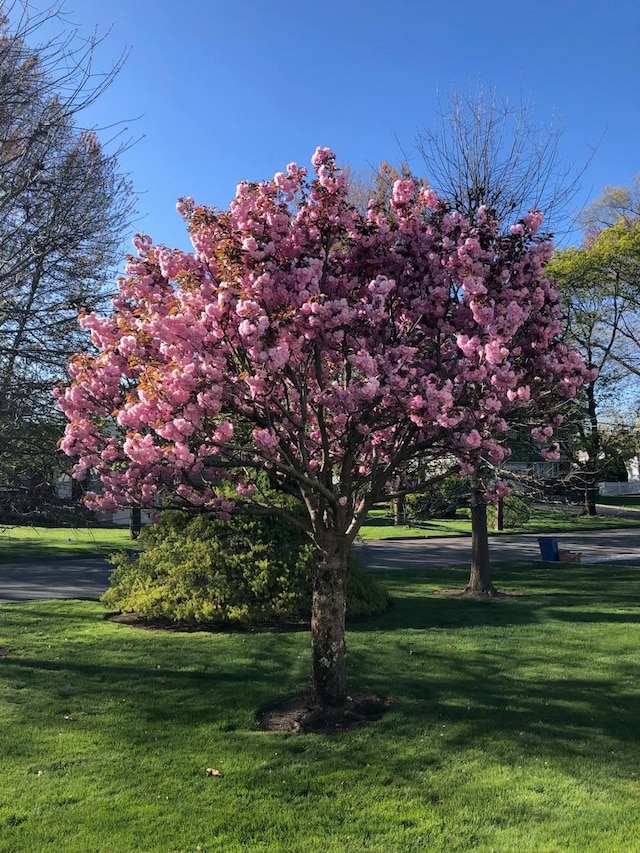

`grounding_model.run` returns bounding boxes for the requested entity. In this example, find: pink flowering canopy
[56,148,590,545]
